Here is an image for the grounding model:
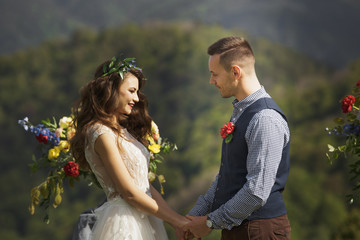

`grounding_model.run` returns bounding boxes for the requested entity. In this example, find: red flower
[342,95,356,113]
[220,122,235,143]
[356,80,360,87]
[63,161,79,177]
[35,134,48,144]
